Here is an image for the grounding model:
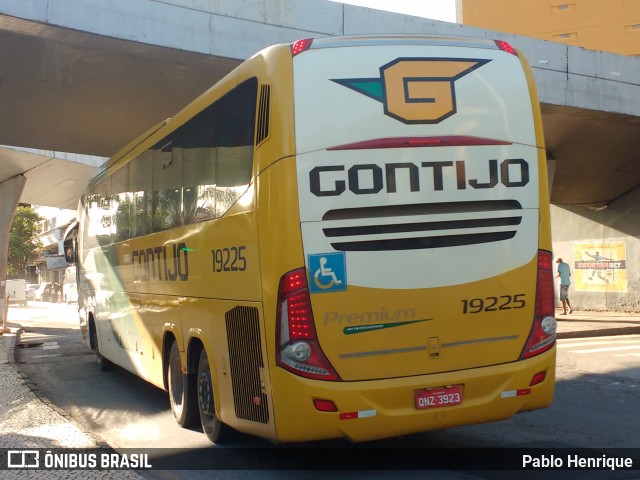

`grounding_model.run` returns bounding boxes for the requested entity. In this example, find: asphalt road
[8,302,640,479]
